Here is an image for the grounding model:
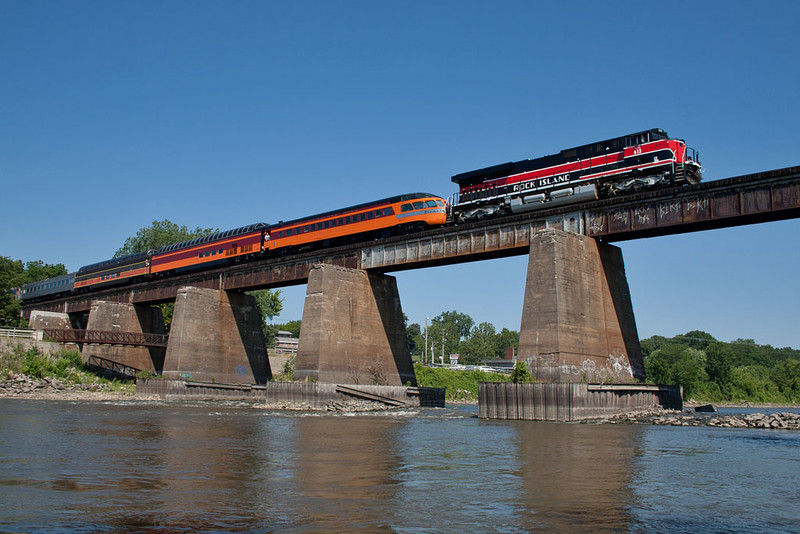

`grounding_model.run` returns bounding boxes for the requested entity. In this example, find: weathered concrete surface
[295,264,416,386]
[478,382,682,421]
[136,379,444,407]
[81,301,166,373]
[163,287,271,384]
[518,228,644,382]
[28,310,72,330]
